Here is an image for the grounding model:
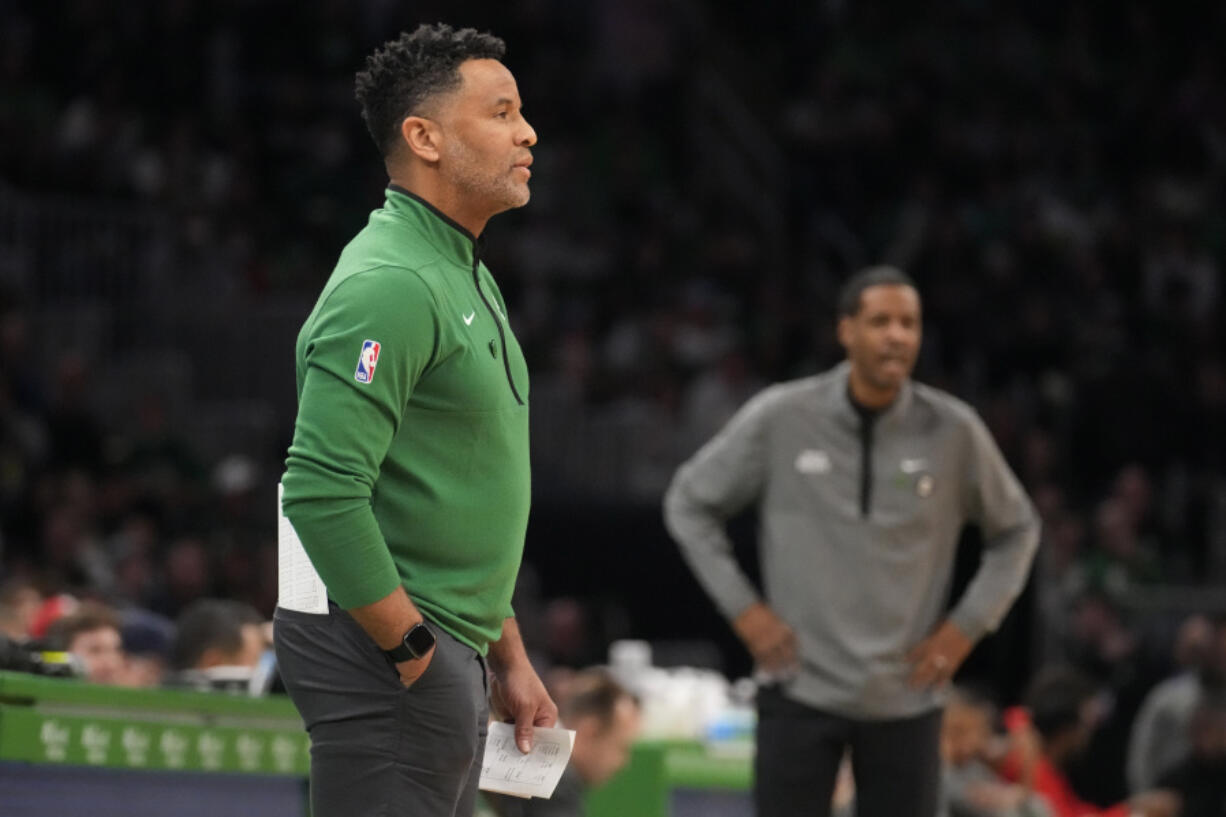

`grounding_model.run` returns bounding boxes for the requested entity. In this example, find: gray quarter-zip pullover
[664,362,1040,719]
